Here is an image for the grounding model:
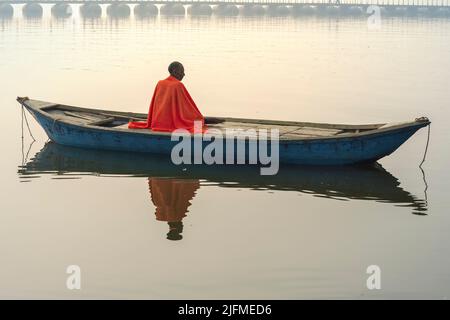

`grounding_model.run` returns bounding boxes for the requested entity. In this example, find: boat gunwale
[20,99,431,142]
